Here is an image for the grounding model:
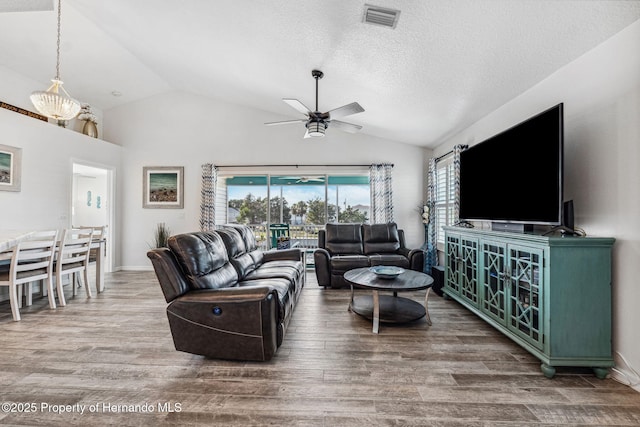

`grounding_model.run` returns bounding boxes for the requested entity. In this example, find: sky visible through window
[227,184,369,207]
